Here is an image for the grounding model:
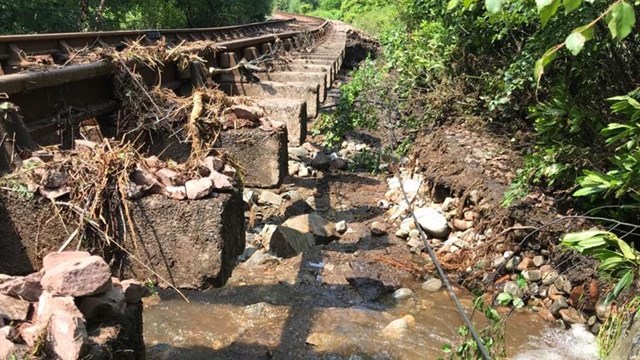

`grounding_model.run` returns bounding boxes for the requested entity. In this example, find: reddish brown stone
[0,294,30,321]
[41,256,112,297]
[0,272,43,302]
[43,251,90,271]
